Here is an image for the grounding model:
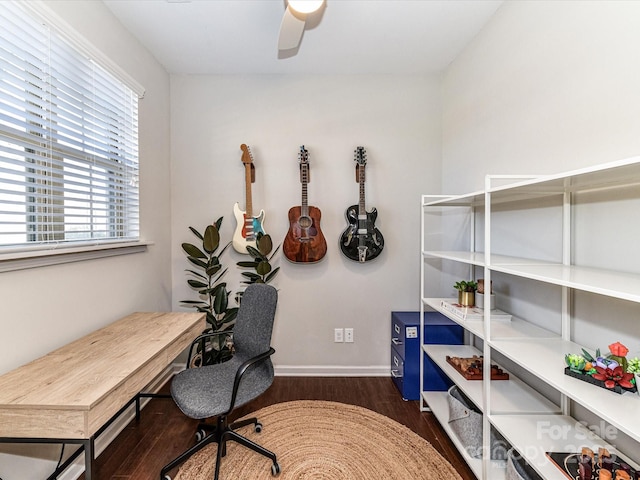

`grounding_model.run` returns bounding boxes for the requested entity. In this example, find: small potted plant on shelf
[454,280,477,307]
